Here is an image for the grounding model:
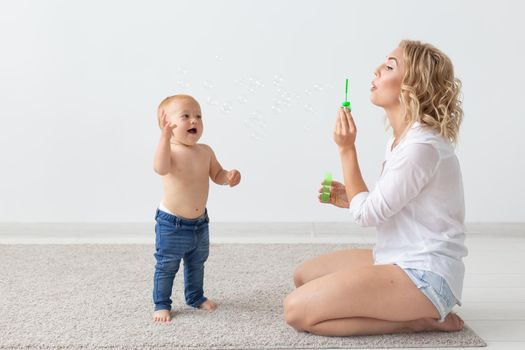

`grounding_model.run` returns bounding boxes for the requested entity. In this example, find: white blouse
[349,122,468,302]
